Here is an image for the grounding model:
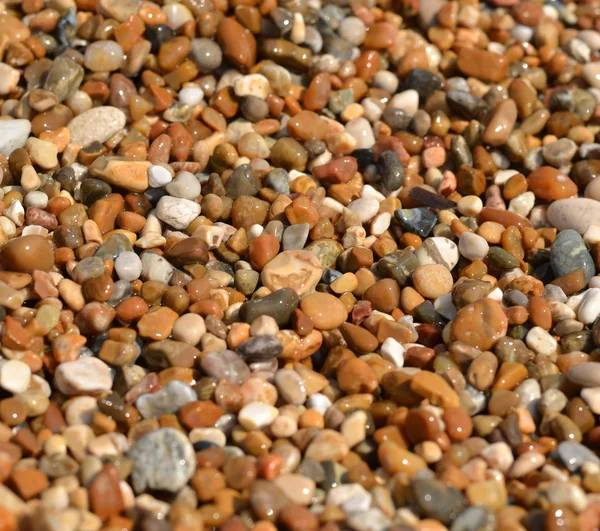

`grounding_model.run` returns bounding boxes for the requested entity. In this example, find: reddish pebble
[312,156,358,184]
